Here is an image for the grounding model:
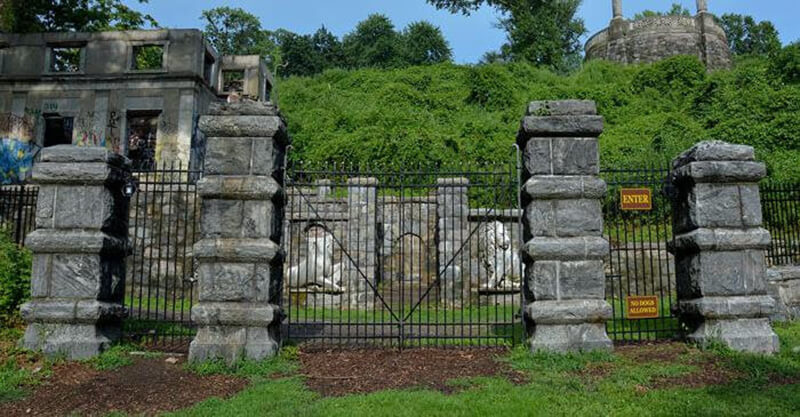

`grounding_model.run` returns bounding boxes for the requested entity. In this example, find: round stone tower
[585,0,731,70]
